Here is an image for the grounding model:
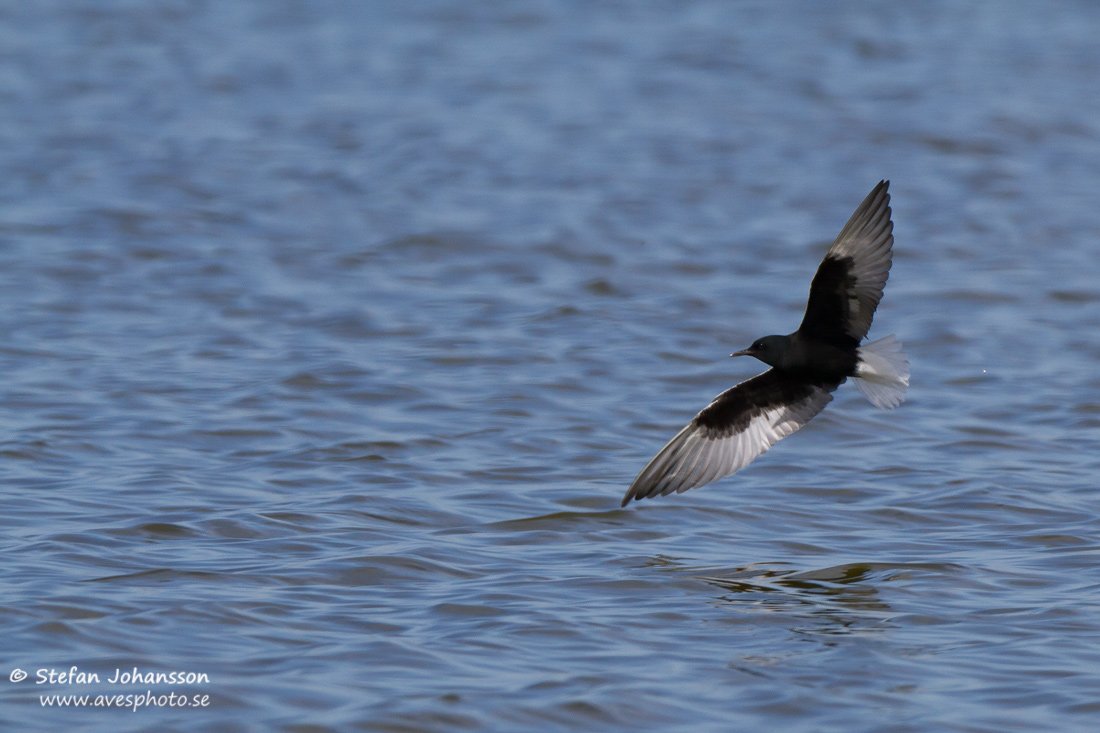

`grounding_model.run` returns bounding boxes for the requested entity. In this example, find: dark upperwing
[797,180,894,347]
